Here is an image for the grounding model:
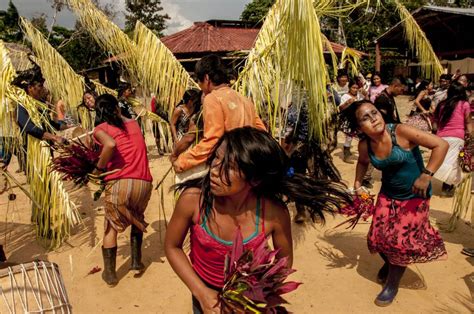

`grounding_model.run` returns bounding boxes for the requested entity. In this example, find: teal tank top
[368,124,432,200]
